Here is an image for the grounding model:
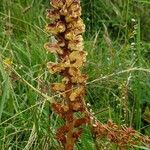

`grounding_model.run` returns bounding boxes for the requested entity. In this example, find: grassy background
[0,0,150,149]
